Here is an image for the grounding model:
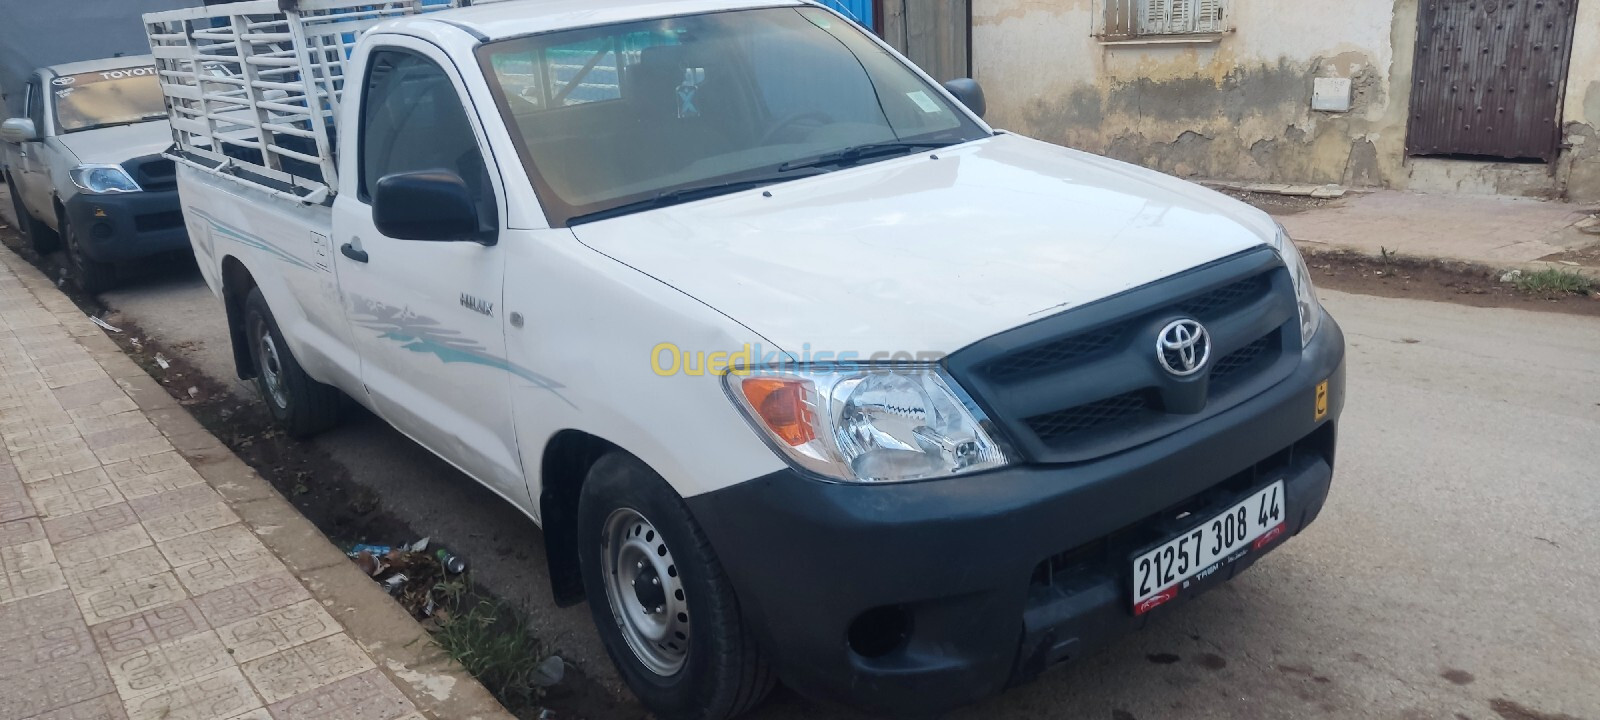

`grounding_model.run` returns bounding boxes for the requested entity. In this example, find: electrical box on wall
[1312,77,1352,113]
